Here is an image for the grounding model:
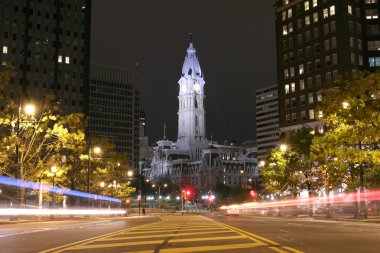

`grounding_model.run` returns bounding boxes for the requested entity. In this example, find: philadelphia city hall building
[140,35,258,195]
